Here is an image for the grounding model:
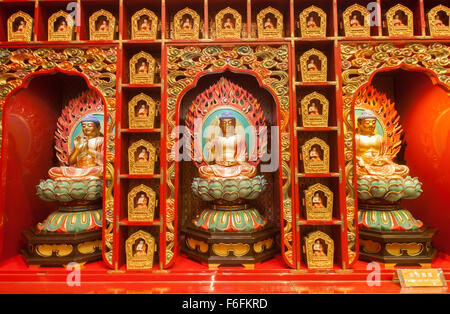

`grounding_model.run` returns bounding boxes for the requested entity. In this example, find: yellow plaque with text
[397,268,446,288]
